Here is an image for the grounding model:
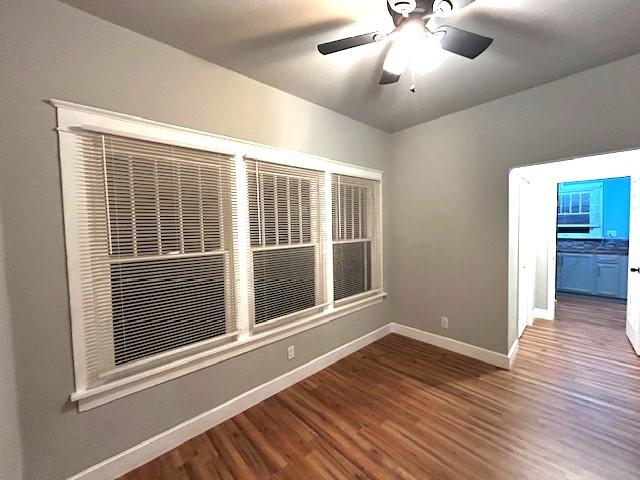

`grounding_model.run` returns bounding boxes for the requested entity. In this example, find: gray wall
[389,52,640,353]
[0,1,392,478]
[0,207,23,480]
